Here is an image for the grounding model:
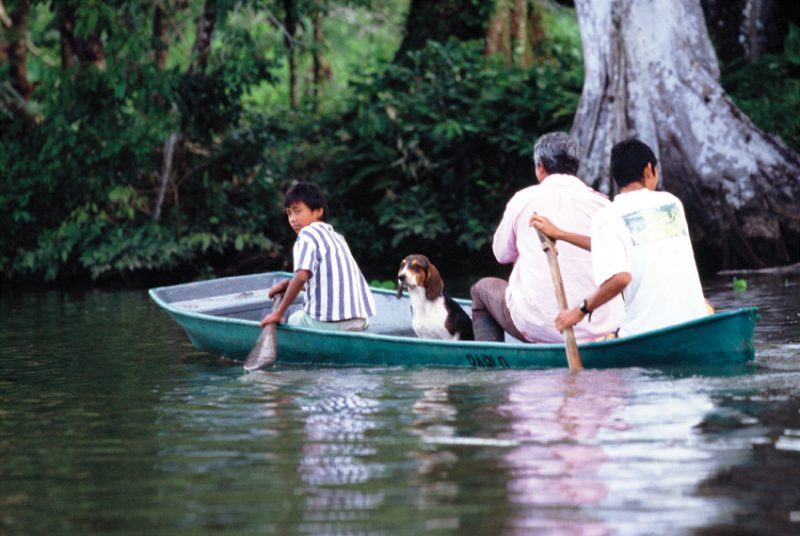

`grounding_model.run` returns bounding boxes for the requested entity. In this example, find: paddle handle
[537,230,584,370]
